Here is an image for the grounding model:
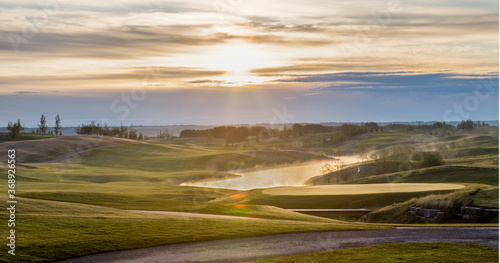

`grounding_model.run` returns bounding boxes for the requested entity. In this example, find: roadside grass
[473,187,499,208]
[250,243,499,263]
[345,165,498,186]
[373,185,498,223]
